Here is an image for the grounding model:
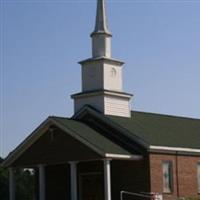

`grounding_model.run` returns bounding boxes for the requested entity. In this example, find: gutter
[150,145,200,153]
[105,153,143,160]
